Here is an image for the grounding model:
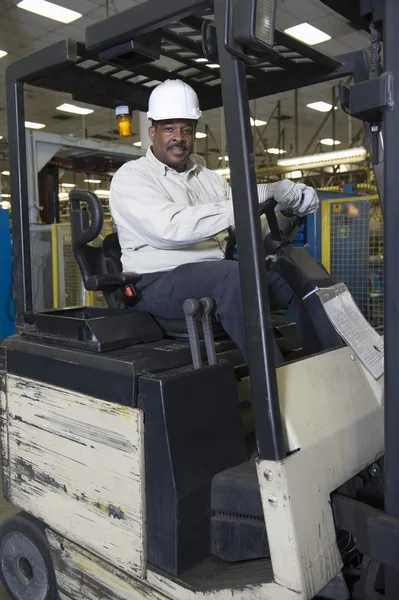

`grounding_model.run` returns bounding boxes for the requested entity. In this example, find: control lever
[183,298,203,370]
[200,297,217,366]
